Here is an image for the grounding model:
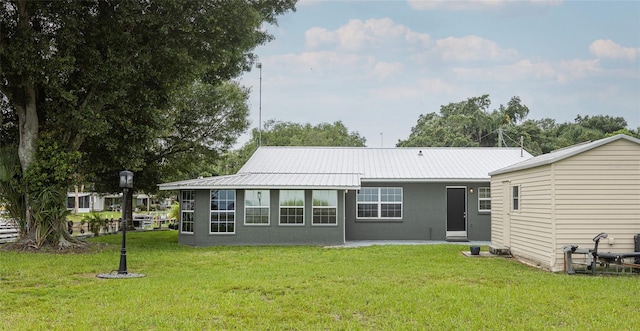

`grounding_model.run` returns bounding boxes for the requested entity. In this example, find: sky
[238,0,640,148]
